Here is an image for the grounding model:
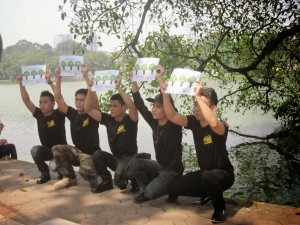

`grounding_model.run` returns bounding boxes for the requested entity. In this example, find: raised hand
[194,81,204,97]
[156,65,165,80]
[55,66,61,77]
[44,69,52,84]
[115,75,122,90]
[81,64,88,78]
[17,73,23,84]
